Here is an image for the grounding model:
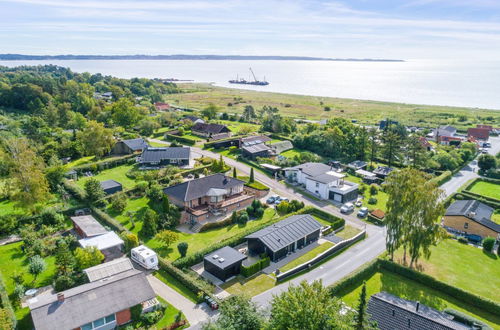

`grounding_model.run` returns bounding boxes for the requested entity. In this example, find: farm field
[393,238,500,302]
[468,180,500,200]
[75,164,137,190]
[167,84,500,128]
[338,270,500,329]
